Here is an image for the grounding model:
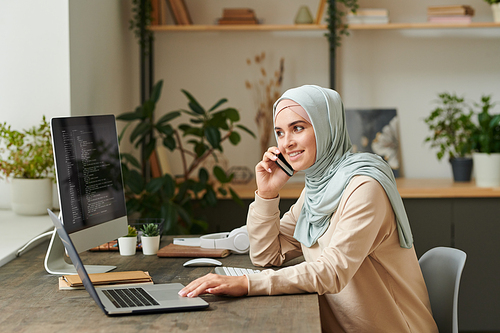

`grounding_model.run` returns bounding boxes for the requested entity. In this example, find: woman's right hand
[255,147,291,199]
